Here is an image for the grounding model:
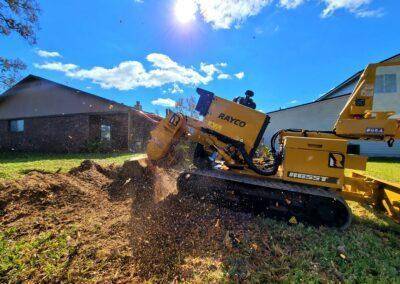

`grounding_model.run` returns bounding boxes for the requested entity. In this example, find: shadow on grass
[351,202,400,236]
[368,157,400,164]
